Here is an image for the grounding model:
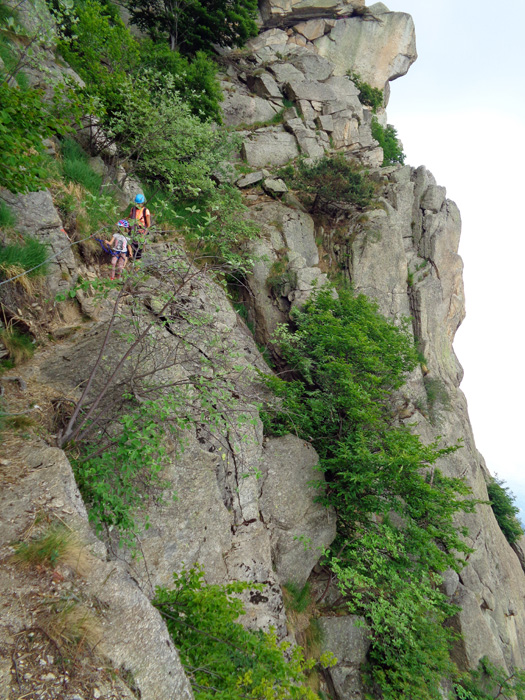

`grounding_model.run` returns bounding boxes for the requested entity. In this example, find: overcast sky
[384,0,525,516]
